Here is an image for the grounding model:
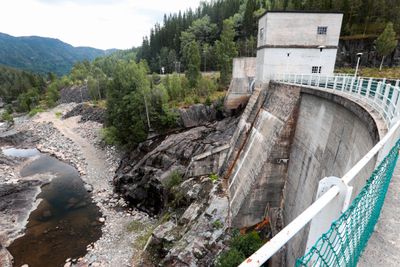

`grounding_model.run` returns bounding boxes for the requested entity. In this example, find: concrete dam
[223,81,382,265]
